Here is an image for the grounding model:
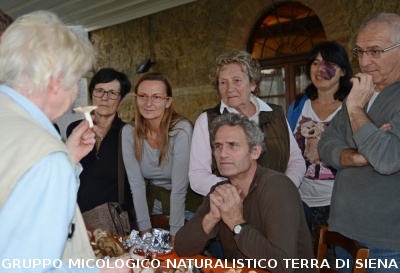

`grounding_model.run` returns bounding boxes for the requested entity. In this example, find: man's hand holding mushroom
[65,106,98,164]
